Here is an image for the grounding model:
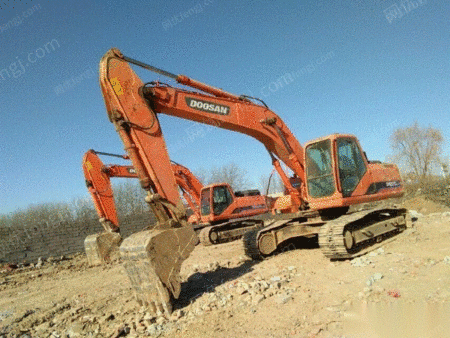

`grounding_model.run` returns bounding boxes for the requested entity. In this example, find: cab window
[305,140,336,198]
[337,138,366,197]
[213,186,233,215]
[200,188,211,216]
